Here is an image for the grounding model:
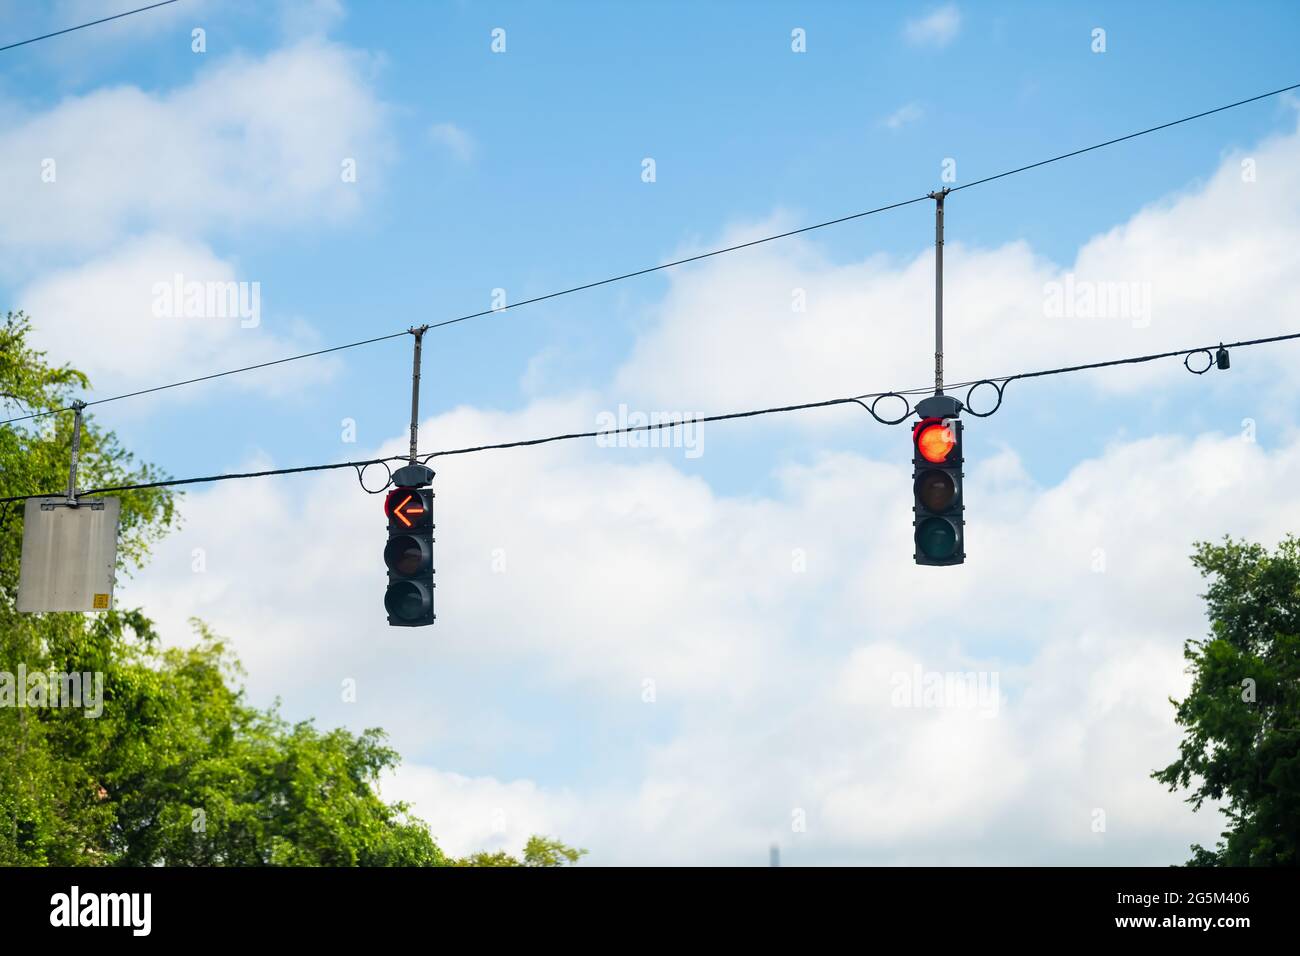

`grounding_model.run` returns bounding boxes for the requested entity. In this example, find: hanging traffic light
[384,464,435,626]
[912,396,964,566]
